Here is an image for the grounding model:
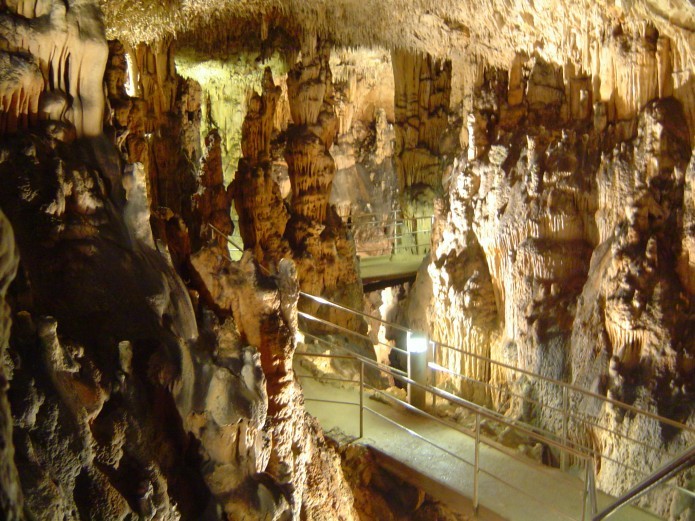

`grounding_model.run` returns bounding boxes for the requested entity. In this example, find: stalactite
[0,1,107,138]
[391,49,451,192]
